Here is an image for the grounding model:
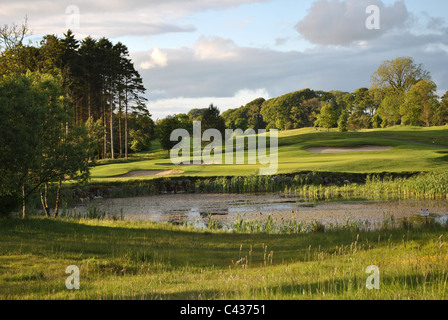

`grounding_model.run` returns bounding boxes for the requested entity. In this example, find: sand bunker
[157,170,184,175]
[156,161,221,166]
[306,145,393,154]
[110,170,183,178]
